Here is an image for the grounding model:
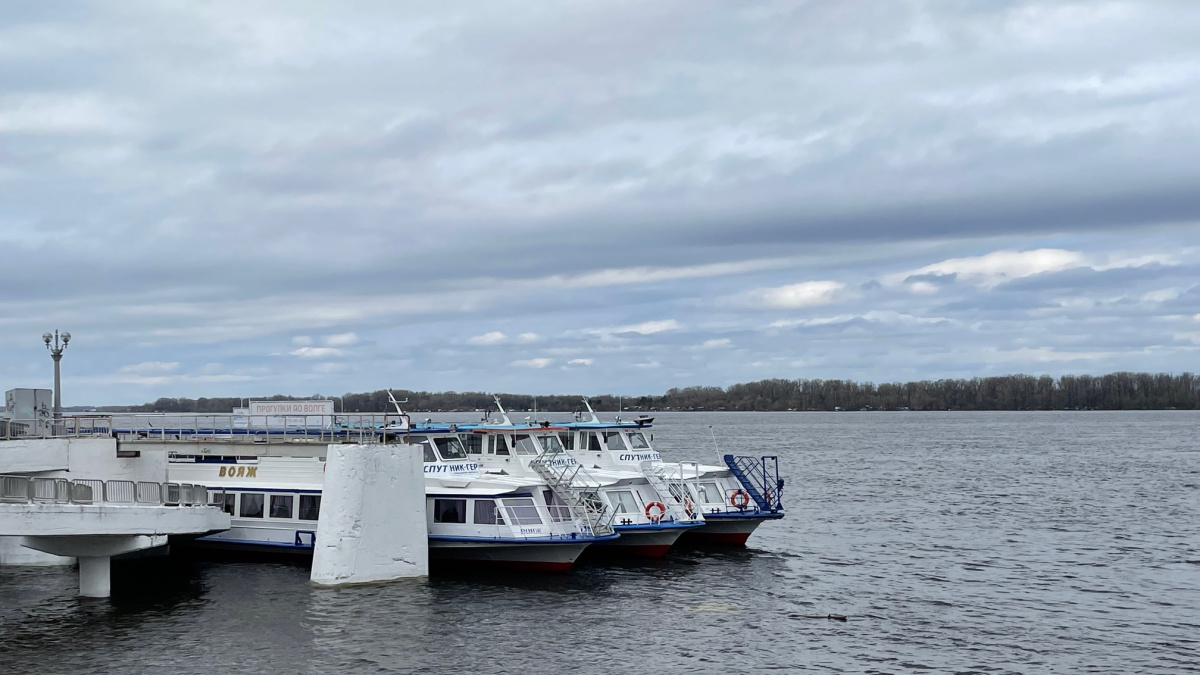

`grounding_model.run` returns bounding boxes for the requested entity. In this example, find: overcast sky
[2,1,1199,404]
